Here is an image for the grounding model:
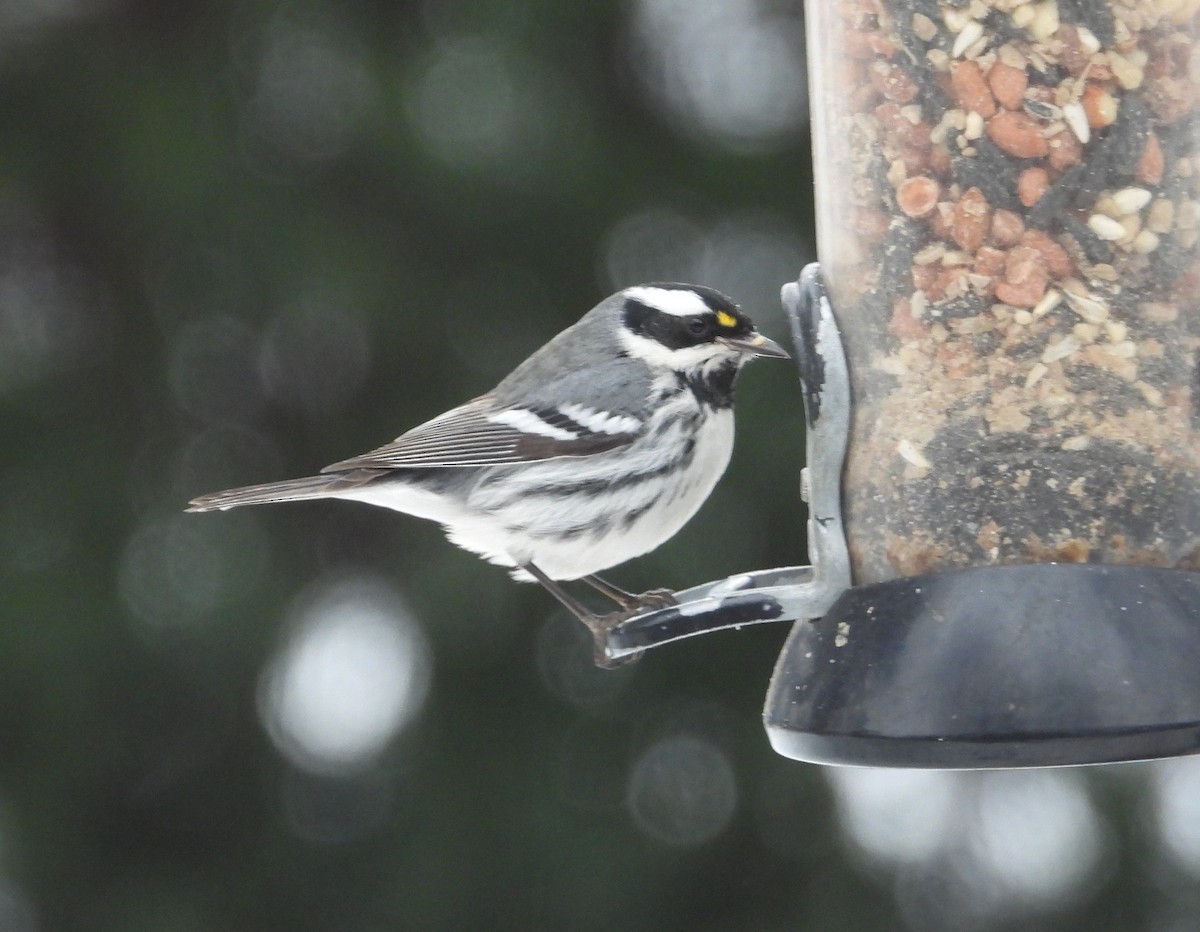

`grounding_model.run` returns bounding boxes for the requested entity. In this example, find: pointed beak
[716,332,790,359]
